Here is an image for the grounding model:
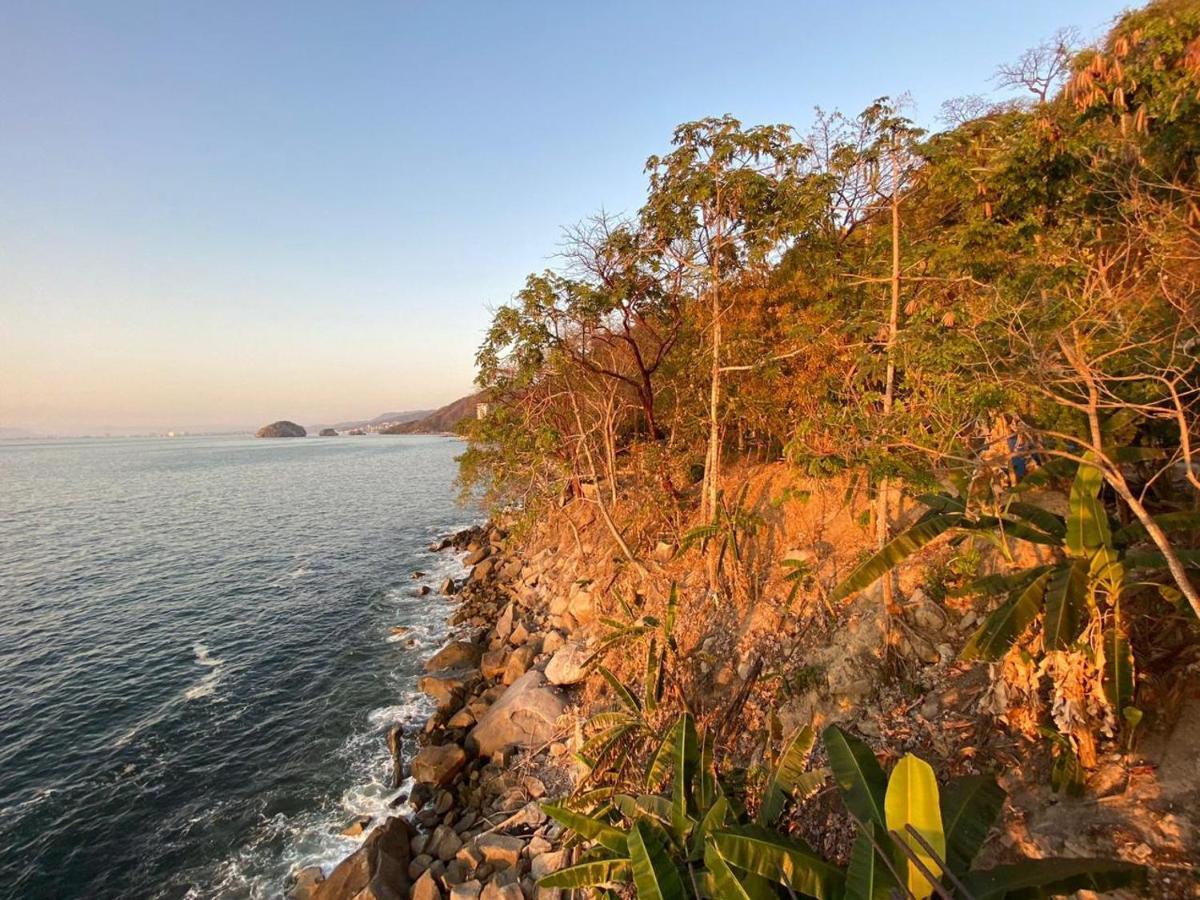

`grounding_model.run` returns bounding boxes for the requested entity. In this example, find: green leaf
[939,775,1005,876]
[1004,502,1066,539]
[1113,510,1200,545]
[538,859,633,890]
[1065,461,1111,557]
[598,665,641,714]
[757,725,817,826]
[612,794,675,828]
[961,569,1053,661]
[713,825,846,899]
[702,837,755,900]
[959,857,1146,898]
[1103,624,1135,716]
[823,725,887,828]
[673,713,699,822]
[845,822,899,900]
[542,803,629,855]
[645,716,683,790]
[644,636,661,713]
[884,753,945,900]
[628,820,688,900]
[832,514,964,601]
[960,565,1053,600]
[1042,558,1088,650]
